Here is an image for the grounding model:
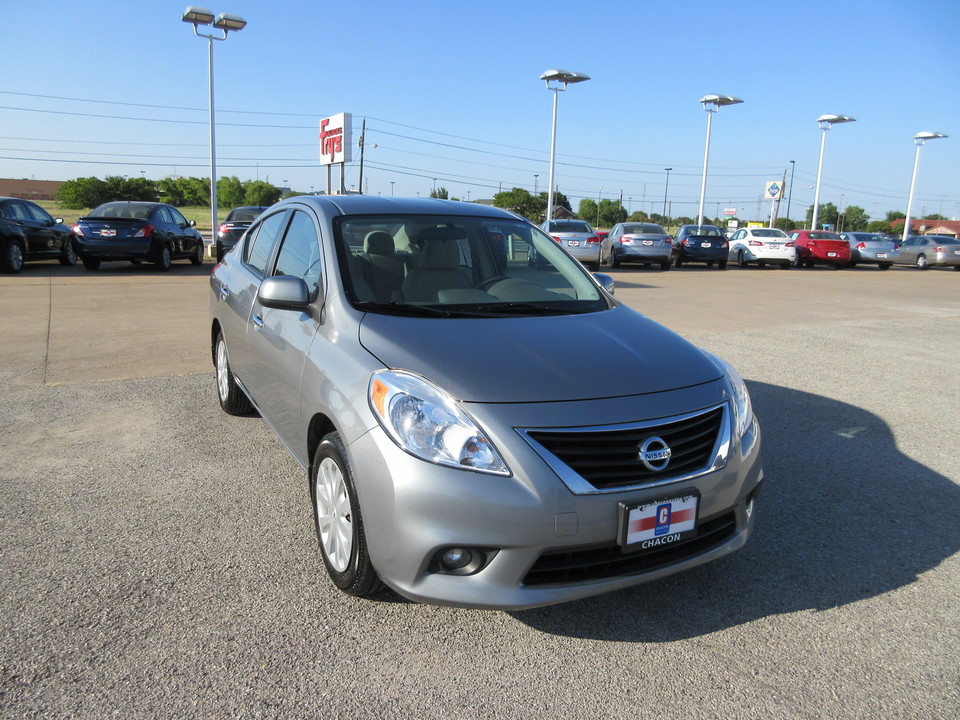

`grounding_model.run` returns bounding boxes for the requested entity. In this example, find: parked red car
[787,230,850,268]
